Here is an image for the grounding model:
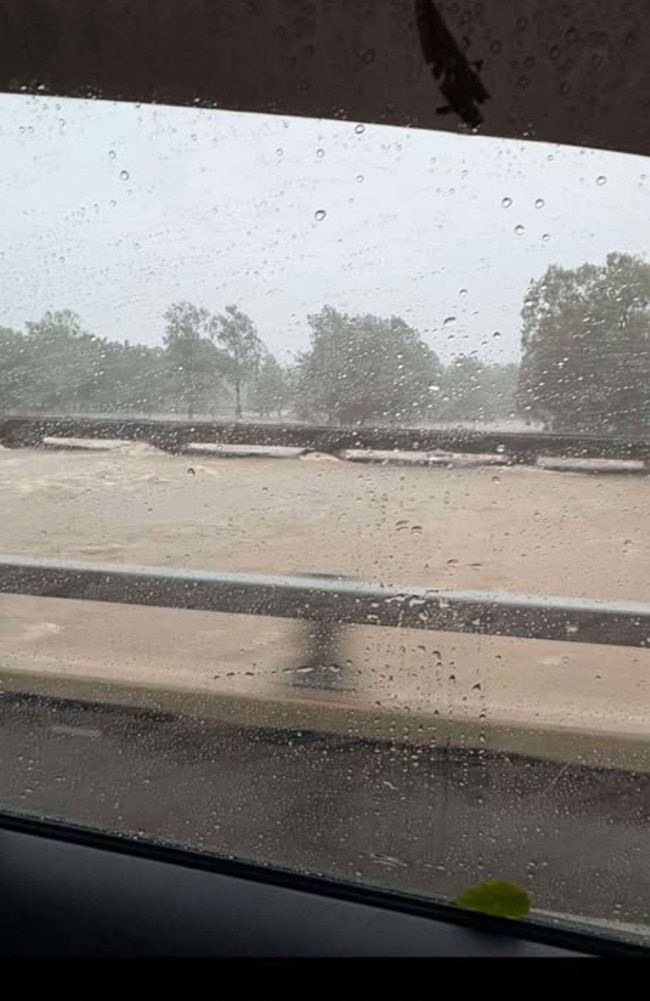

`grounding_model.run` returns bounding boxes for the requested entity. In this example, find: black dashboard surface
[0,821,583,957]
